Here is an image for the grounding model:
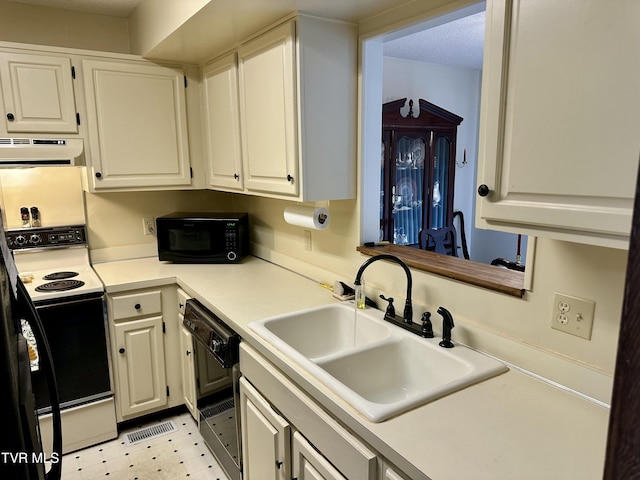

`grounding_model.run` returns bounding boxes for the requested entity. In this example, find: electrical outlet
[142,217,154,236]
[551,293,595,340]
[304,230,312,251]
